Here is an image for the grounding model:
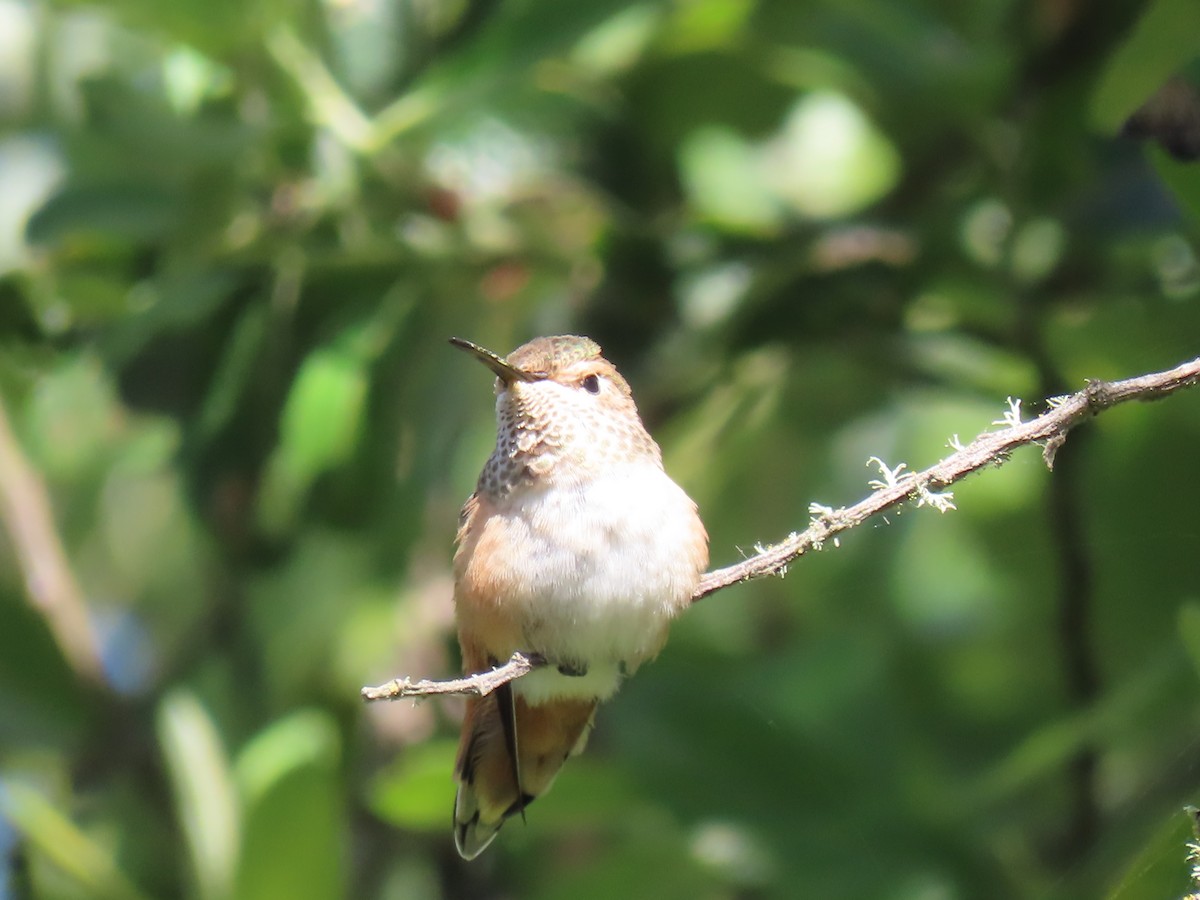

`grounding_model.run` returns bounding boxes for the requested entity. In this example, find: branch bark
[0,394,105,685]
[693,355,1200,599]
[362,652,544,701]
[361,354,1200,703]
